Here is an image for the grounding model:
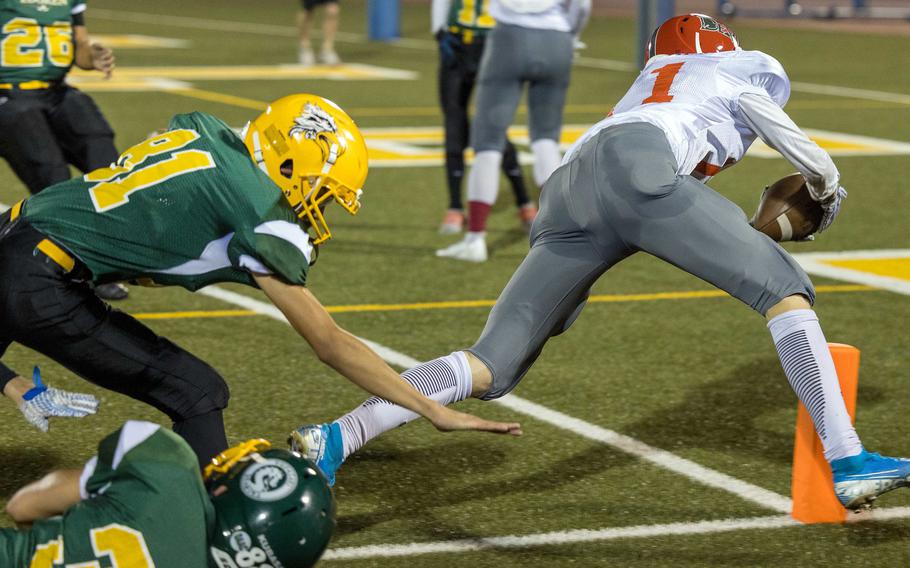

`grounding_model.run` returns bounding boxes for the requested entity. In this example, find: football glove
[19,367,99,433]
[818,185,847,233]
